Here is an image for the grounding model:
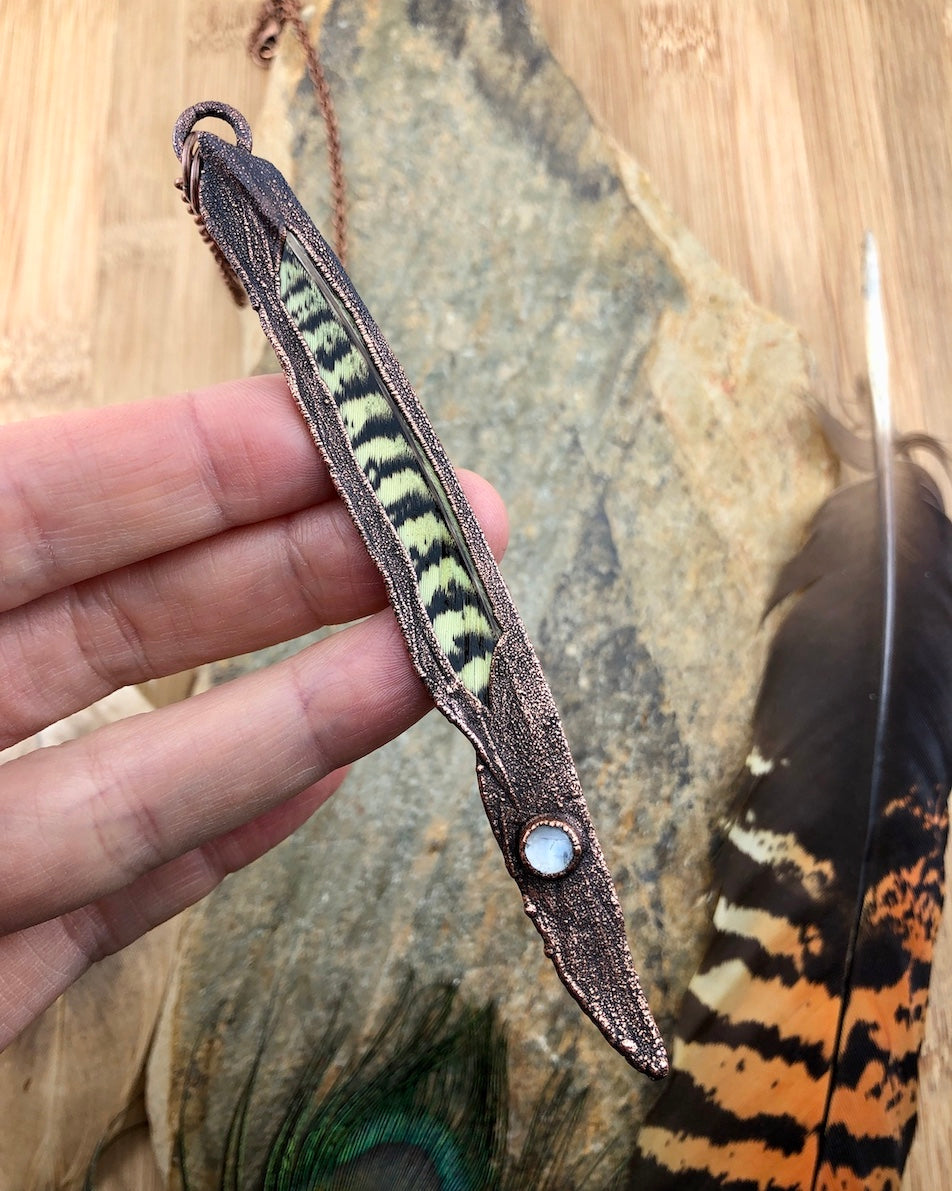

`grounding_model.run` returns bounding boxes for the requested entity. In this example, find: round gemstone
[521,820,580,878]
